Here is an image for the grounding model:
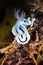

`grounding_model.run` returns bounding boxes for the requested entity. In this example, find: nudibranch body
[12,9,35,44]
[12,17,35,44]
